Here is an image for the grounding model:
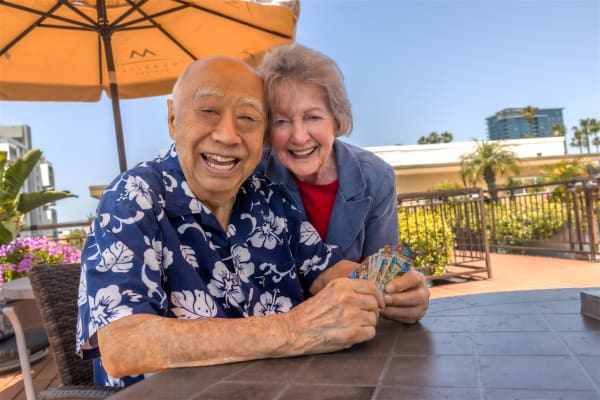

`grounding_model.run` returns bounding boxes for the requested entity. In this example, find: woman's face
[269,81,337,184]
